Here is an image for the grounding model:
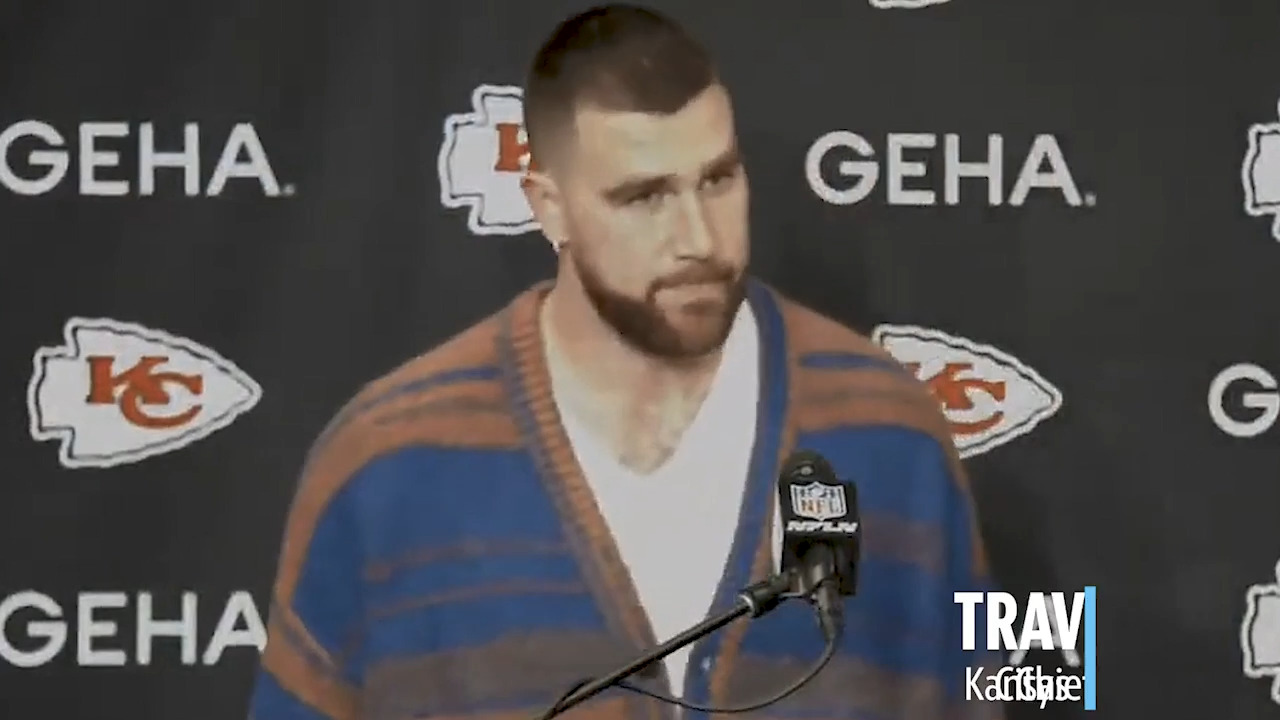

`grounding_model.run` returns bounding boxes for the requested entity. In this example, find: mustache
[650,263,738,291]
